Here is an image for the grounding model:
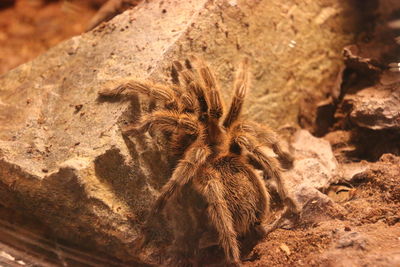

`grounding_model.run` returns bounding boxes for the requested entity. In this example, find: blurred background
[0,0,139,75]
